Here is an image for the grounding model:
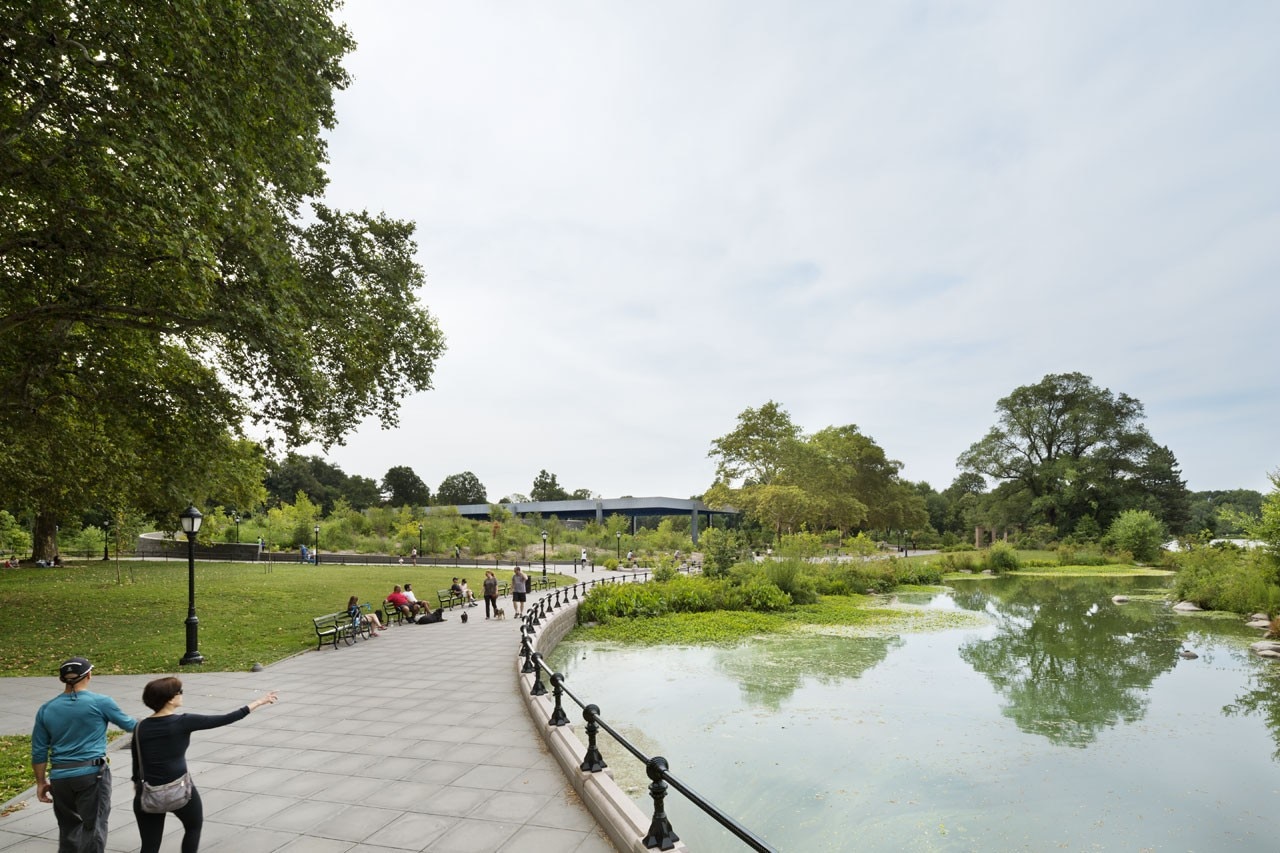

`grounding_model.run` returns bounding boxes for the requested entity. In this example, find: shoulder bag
[134,718,194,813]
